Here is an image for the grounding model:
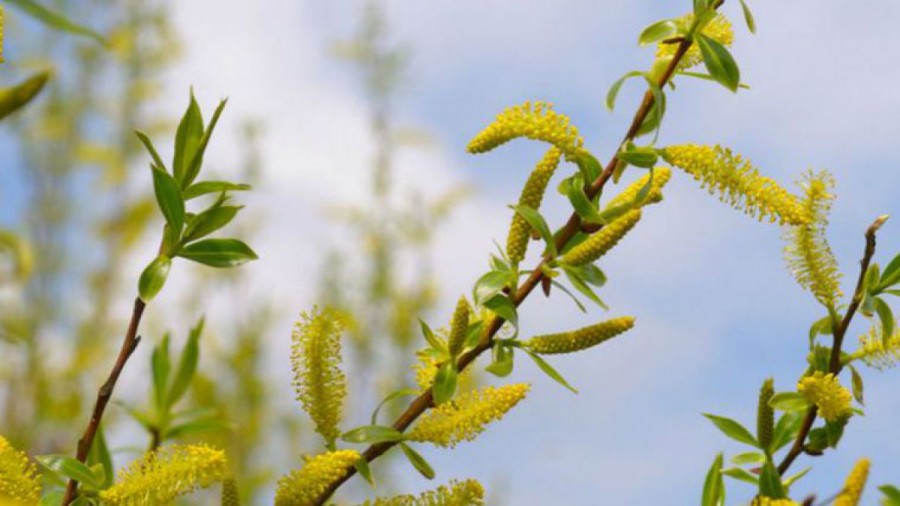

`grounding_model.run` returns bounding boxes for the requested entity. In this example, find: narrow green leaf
[87,426,114,488]
[341,425,405,444]
[730,452,765,465]
[522,348,577,394]
[138,255,171,303]
[418,319,447,354]
[574,152,604,182]
[399,443,435,480]
[808,315,833,348]
[702,414,759,447]
[511,204,556,258]
[165,418,232,439]
[473,270,511,306]
[151,166,185,239]
[167,319,203,408]
[183,181,252,200]
[697,34,741,92]
[676,71,751,89]
[151,333,171,412]
[722,467,757,486]
[880,485,900,503]
[617,145,659,168]
[183,205,241,243]
[561,265,608,310]
[873,297,895,343]
[758,460,786,498]
[701,453,724,506]
[173,93,204,185]
[371,388,420,425]
[182,99,228,188]
[134,131,167,172]
[769,392,810,412]
[178,238,258,268]
[824,418,847,448]
[549,279,587,313]
[560,174,602,224]
[39,491,64,506]
[639,20,679,46]
[772,412,804,452]
[464,320,486,349]
[6,0,105,44]
[849,364,864,406]
[36,455,104,490]
[636,77,667,141]
[0,72,51,120]
[738,0,757,33]
[432,362,458,405]
[354,457,376,488]
[485,342,514,377]
[878,253,900,289]
[606,71,644,111]
[483,294,518,327]
[783,467,811,488]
